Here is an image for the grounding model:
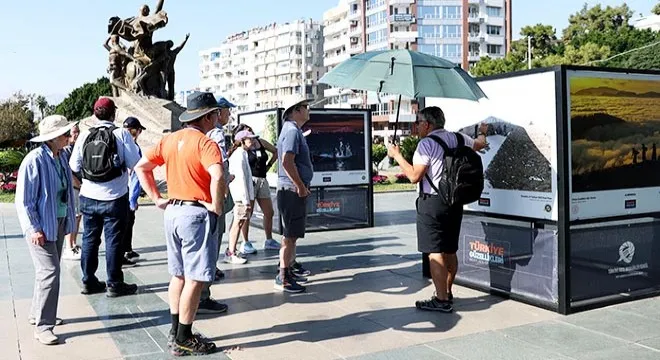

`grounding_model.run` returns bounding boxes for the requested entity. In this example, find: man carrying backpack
[69,97,142,297]
[388,106,487,313]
